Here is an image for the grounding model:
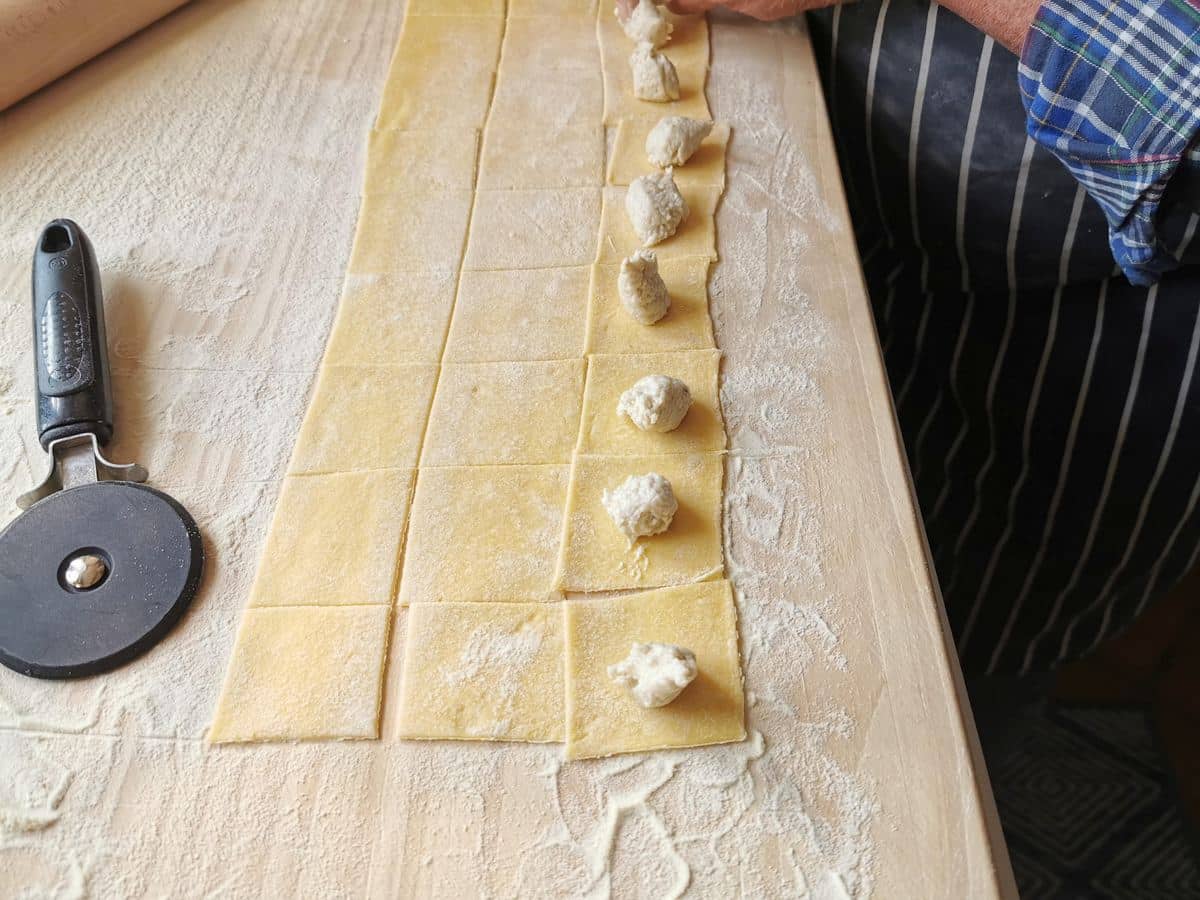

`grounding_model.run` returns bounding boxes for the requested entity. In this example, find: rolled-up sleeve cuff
[1018,0,1200,285]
